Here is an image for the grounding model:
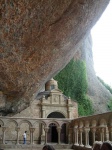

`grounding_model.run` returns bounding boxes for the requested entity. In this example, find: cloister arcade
[0,111,112,149]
